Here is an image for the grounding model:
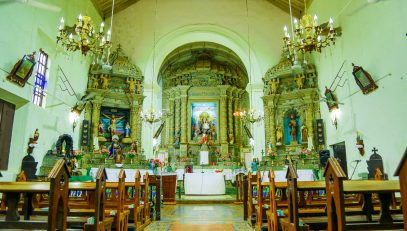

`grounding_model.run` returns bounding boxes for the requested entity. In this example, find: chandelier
[233,109,263,124]
[140,0,166,124]
[56,0,116,63]
[282,0,337,57]
[233,0,263,125]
